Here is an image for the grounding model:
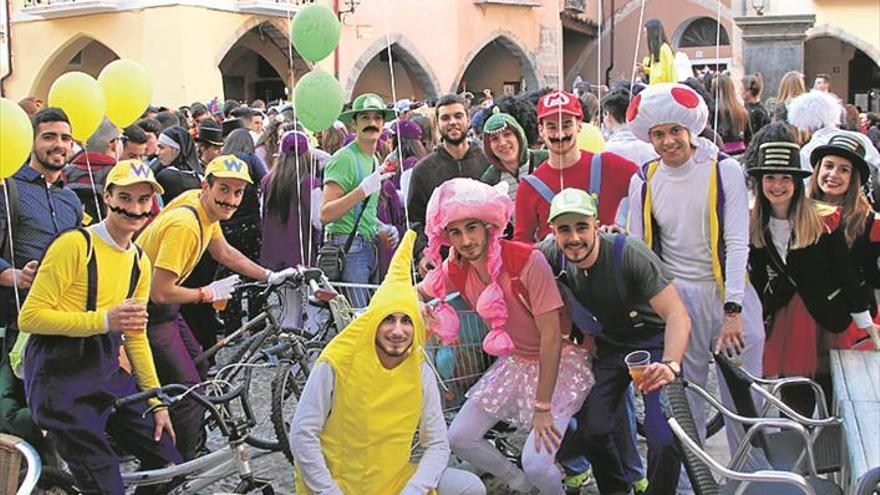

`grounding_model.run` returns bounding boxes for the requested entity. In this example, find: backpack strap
[522,174,556,204]
[74,228,99,312]
[589,152,602,200]
[611,233,628,303]
[176,205,204,254]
